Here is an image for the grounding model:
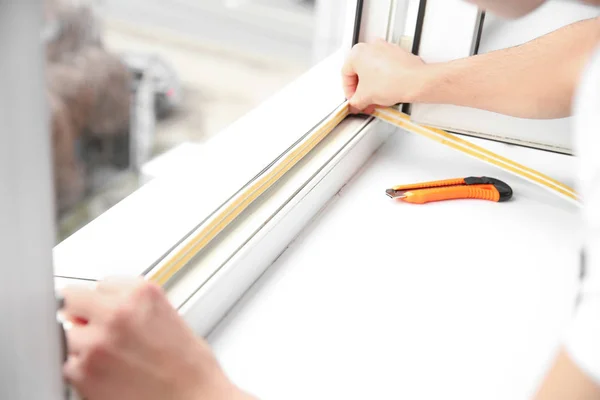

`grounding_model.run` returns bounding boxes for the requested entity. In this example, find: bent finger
[341,62,358,100]
[63,354,86,386]
[348,87,372,112]
[61,285,107,324]
[341,44,366,100]
[65,324,97,355]
[64,354,99,400]
[364,105,377,115]
[96,276,145,296]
